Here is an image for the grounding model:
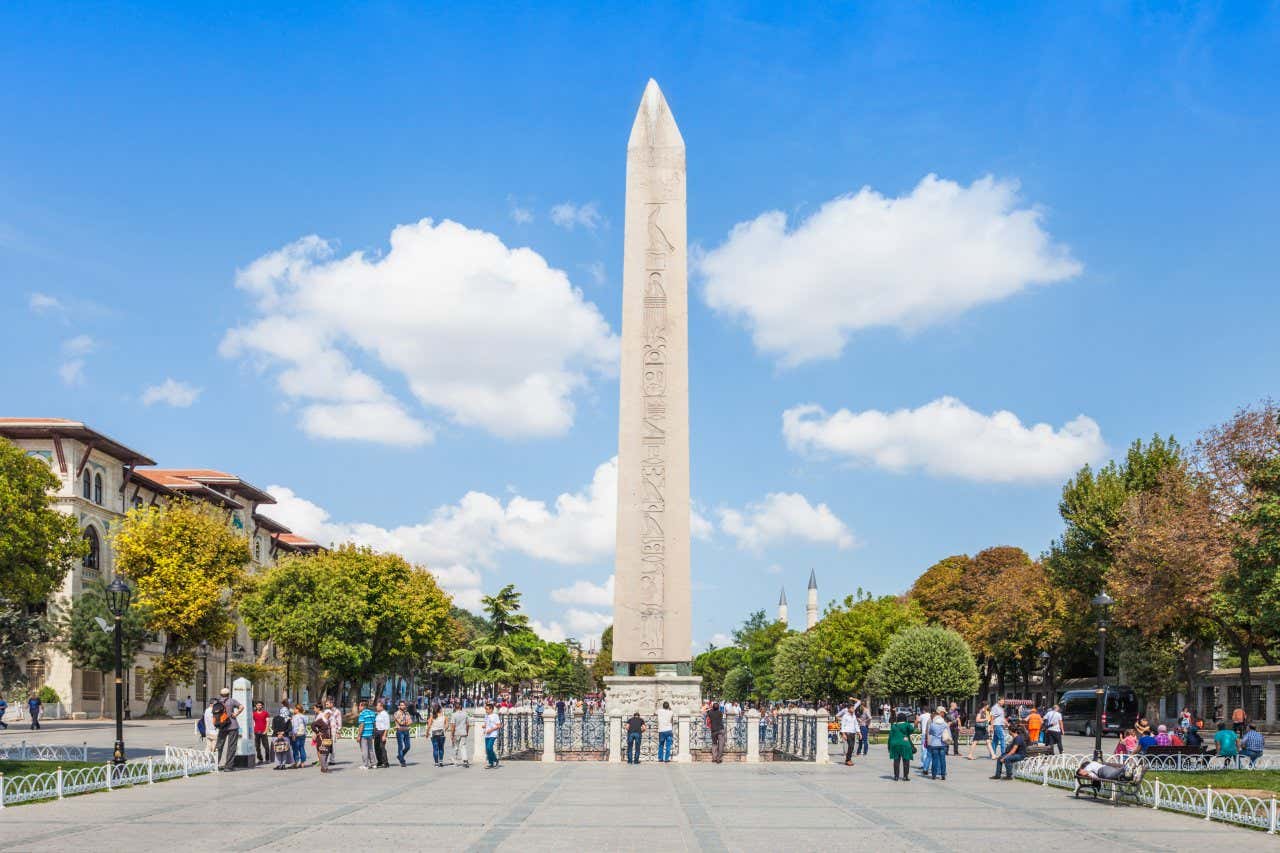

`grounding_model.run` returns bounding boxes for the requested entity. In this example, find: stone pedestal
[676,713,692,763]
[541,708,556,762]
[608,711,623,764]
[746,708,761,763]
[604,675,702,715]
[232,677,256,768]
